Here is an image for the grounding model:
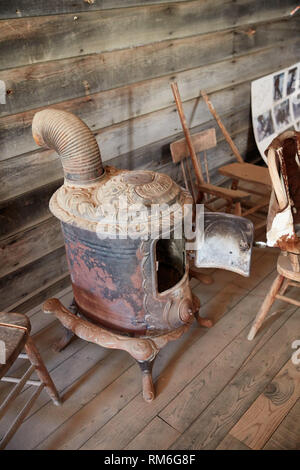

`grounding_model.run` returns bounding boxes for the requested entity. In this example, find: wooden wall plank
[0,122,254,277]
[1,0,296,20]
[0,246,68,311]
[1,17,298,118]
[0,217,63,278]
[1,40,299,162]
[0,29,233,116]
[0,180,61,239]
[0,1,296,69]
[0,1,189,19]
[0,83,253,202]
[0,1,236,70]
[0,105,254,243]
